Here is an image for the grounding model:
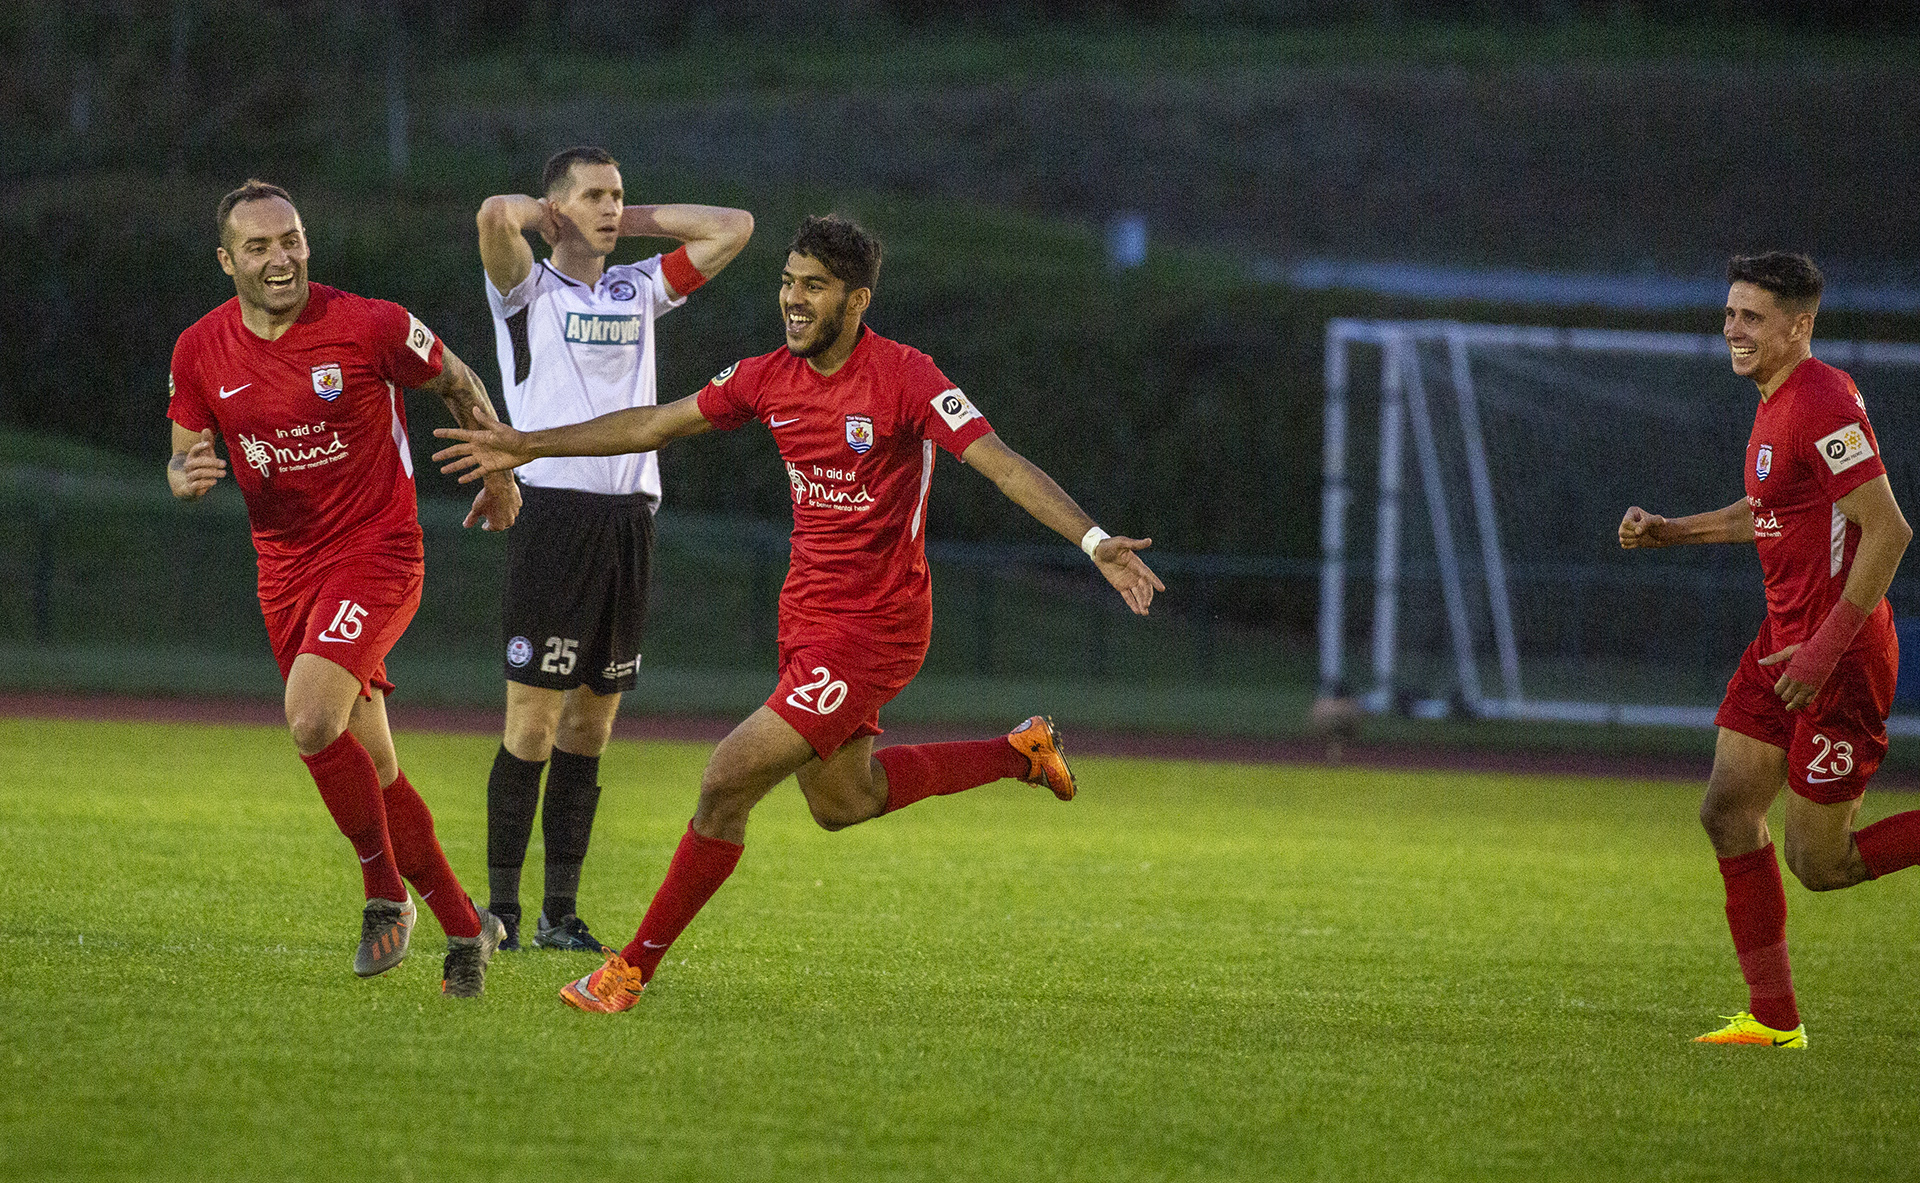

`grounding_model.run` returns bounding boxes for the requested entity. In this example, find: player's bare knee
[285,709,346,756]
[805,796,868,832]
[1784,848,1852,892]
[499,714,560,764]
[553,718,613,758]
[1699,795,1759,847]
[696,768,757,821]
[810,810,853,832]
